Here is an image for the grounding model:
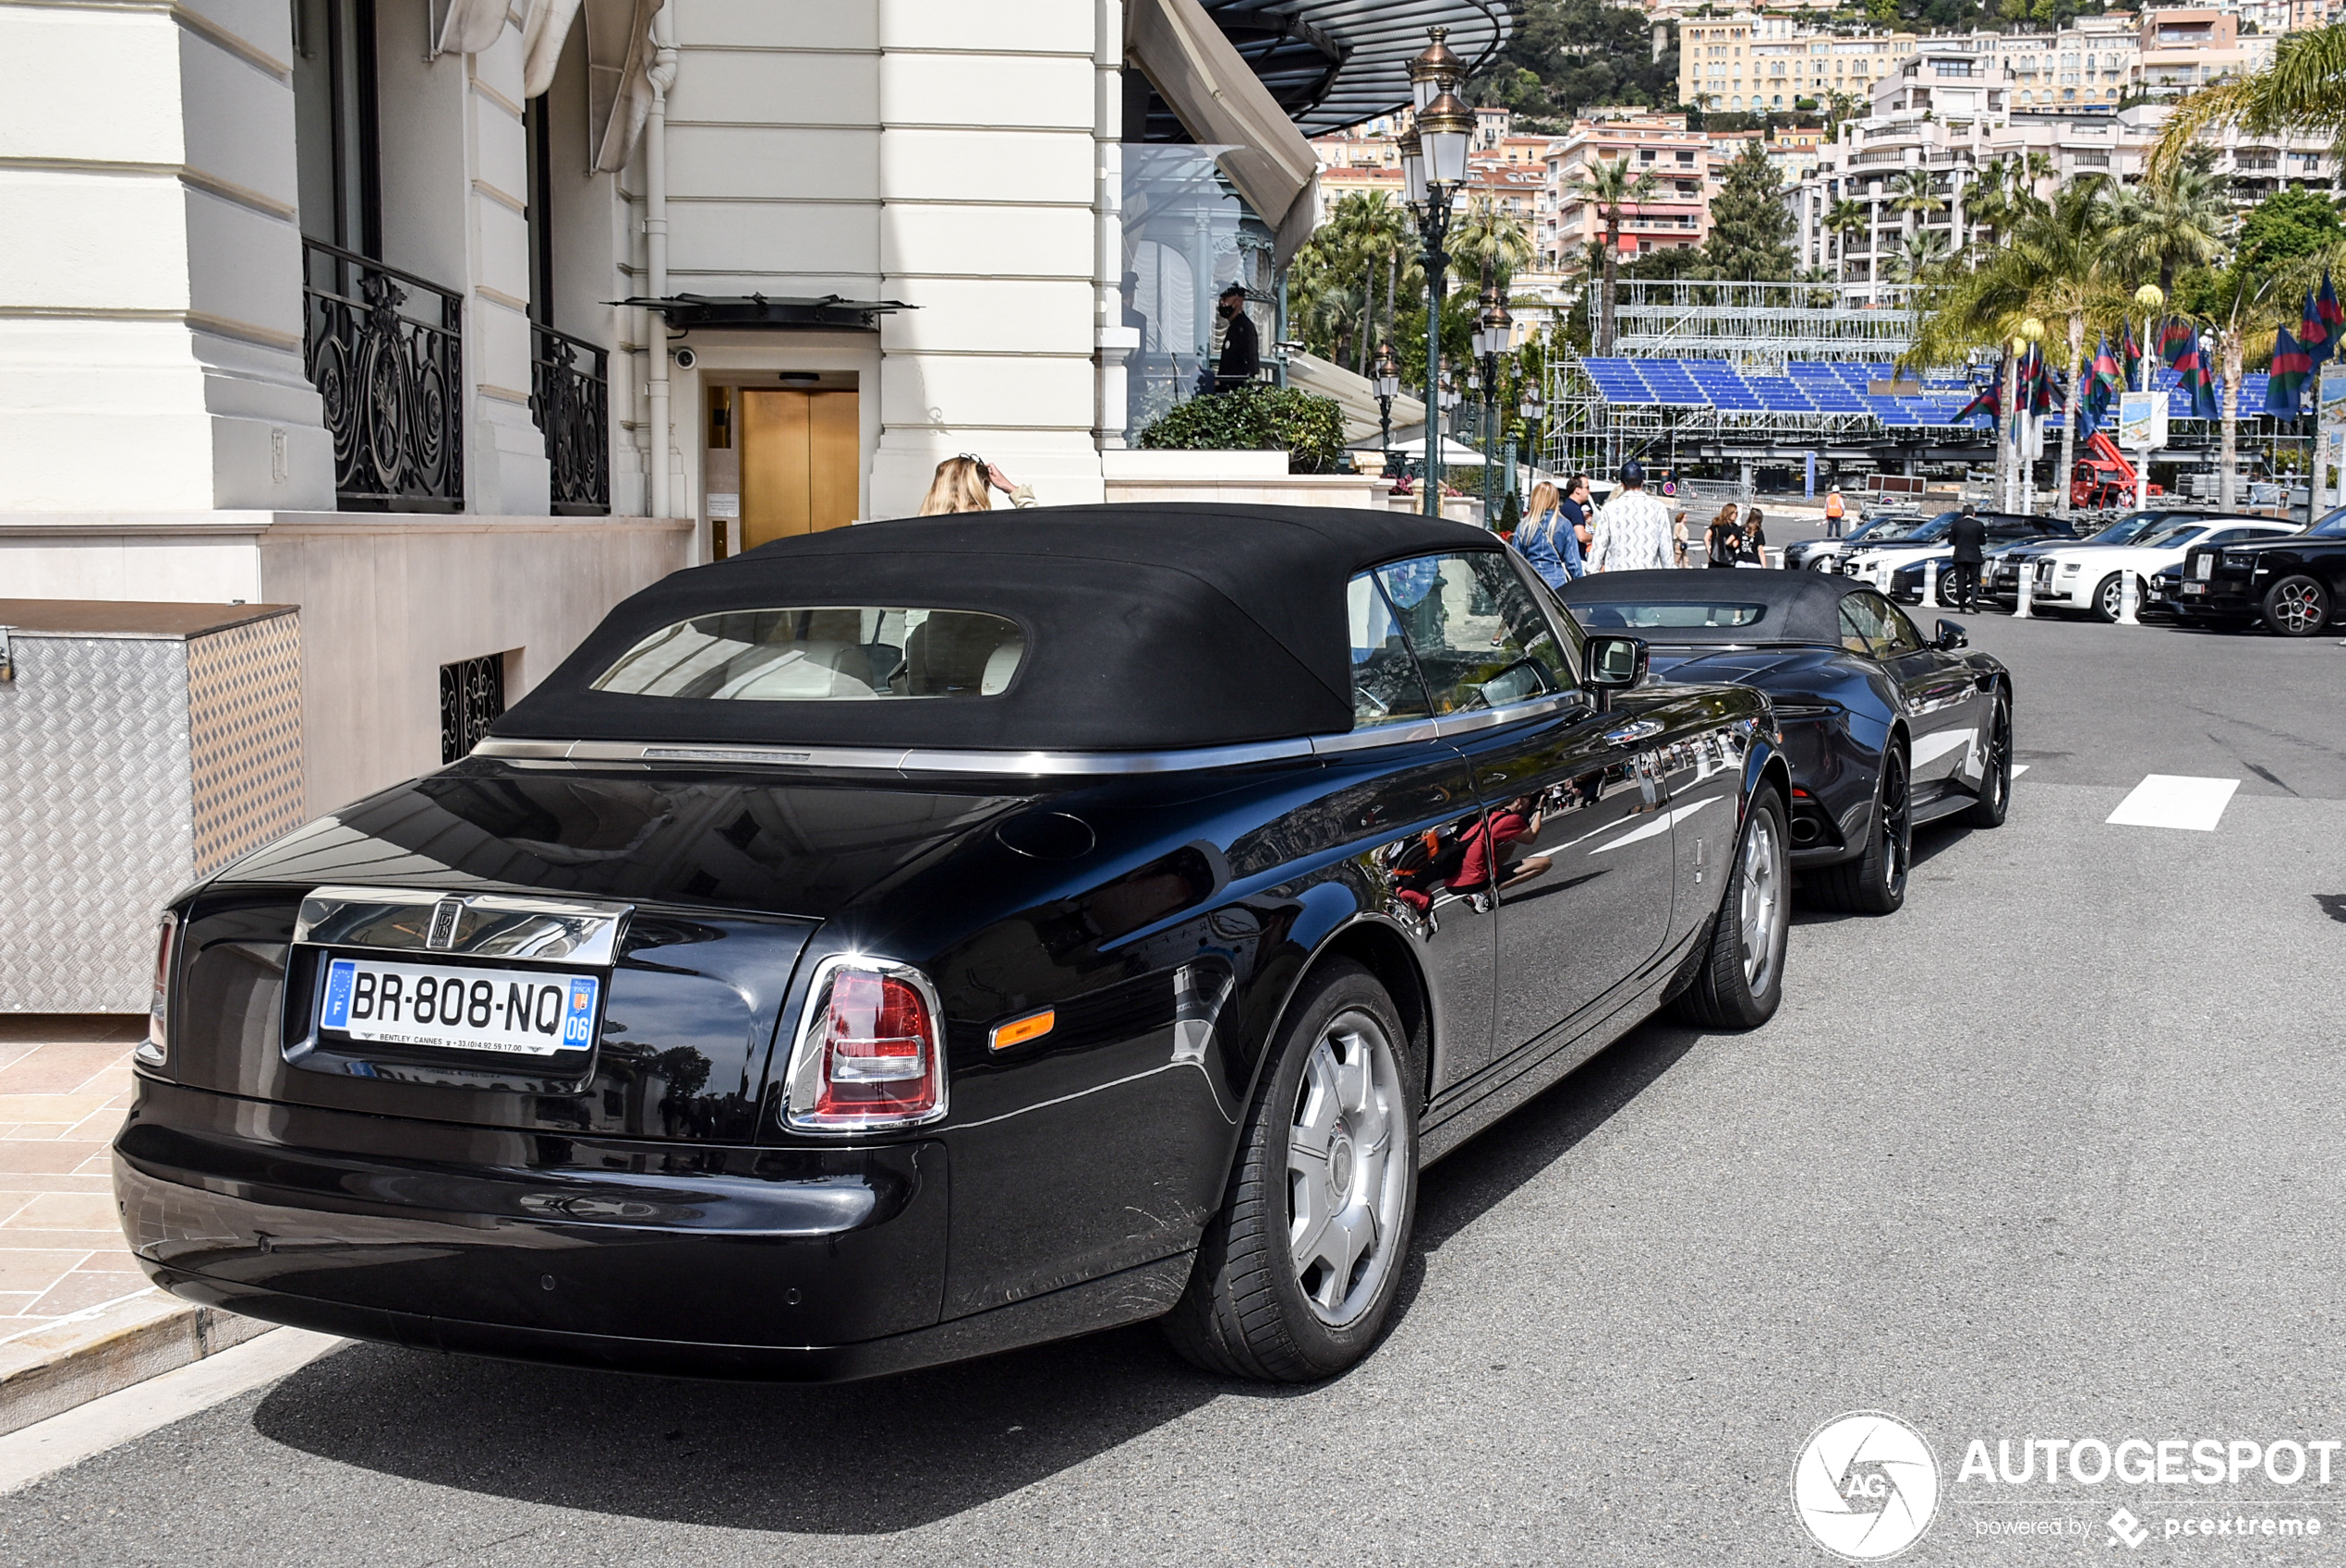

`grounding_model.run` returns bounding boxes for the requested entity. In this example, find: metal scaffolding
[1607,281,1921,368]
